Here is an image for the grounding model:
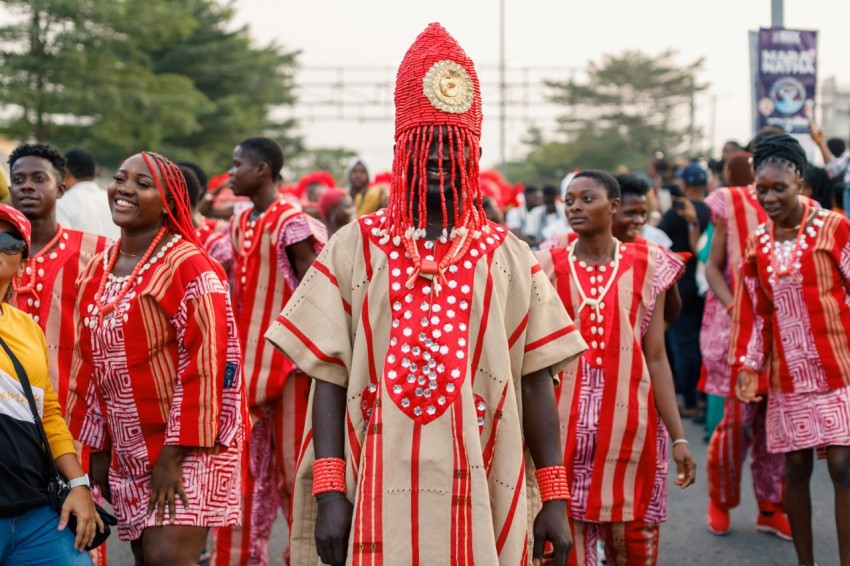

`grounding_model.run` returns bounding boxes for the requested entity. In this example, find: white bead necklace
[567,238,622,320]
